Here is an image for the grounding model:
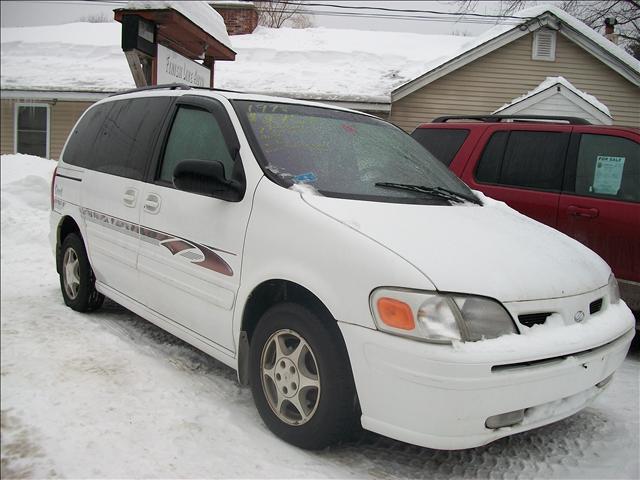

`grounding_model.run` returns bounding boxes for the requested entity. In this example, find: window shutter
[532,29,556,61]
